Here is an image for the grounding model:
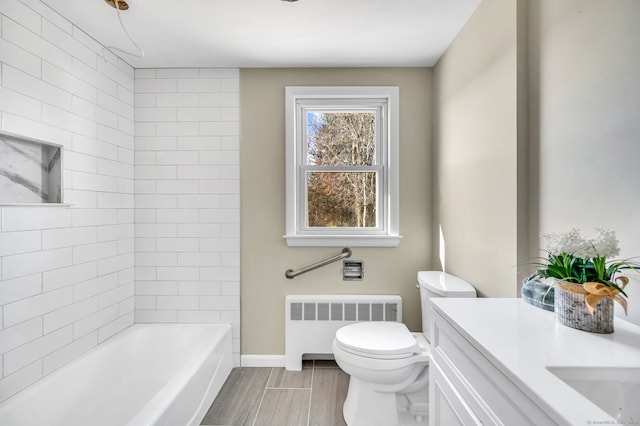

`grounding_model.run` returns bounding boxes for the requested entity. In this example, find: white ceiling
[41,0,481,69]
